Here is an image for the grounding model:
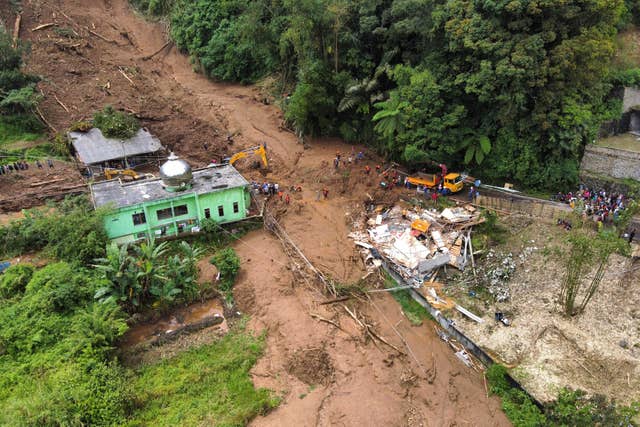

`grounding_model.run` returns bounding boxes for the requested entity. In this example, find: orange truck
[407,172,464,193]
